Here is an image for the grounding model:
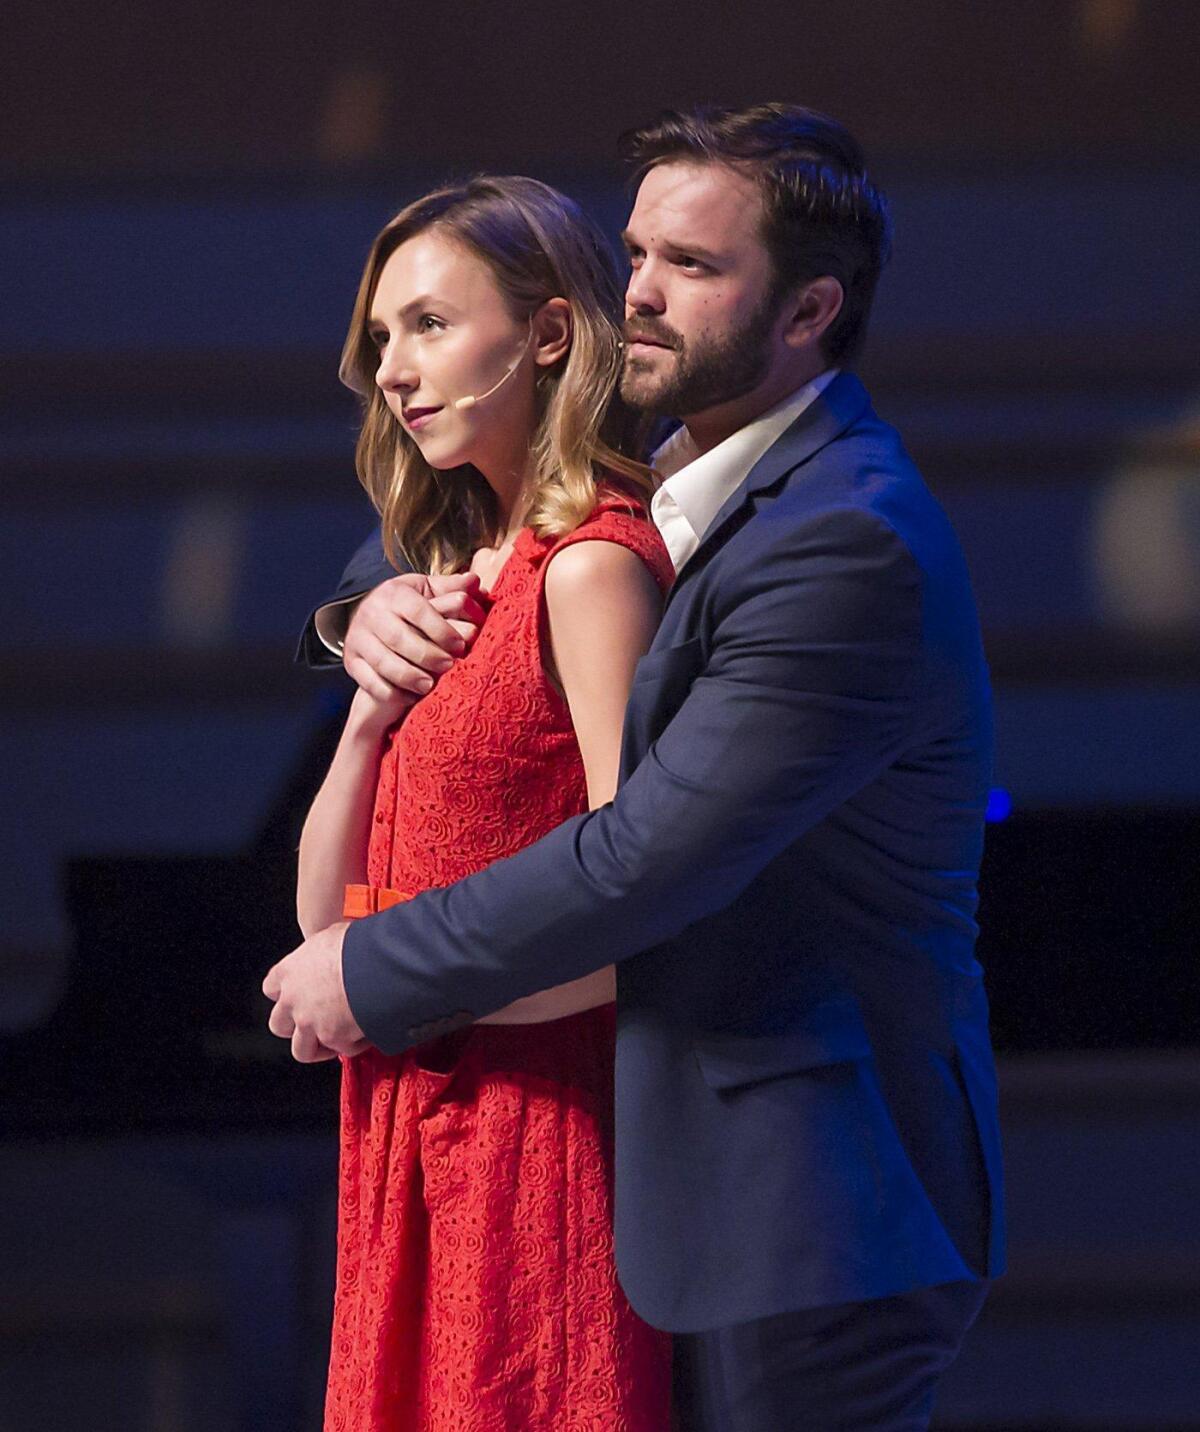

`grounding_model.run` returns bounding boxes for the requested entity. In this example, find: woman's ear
[782,276,844,352]
[532,297,573,368]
